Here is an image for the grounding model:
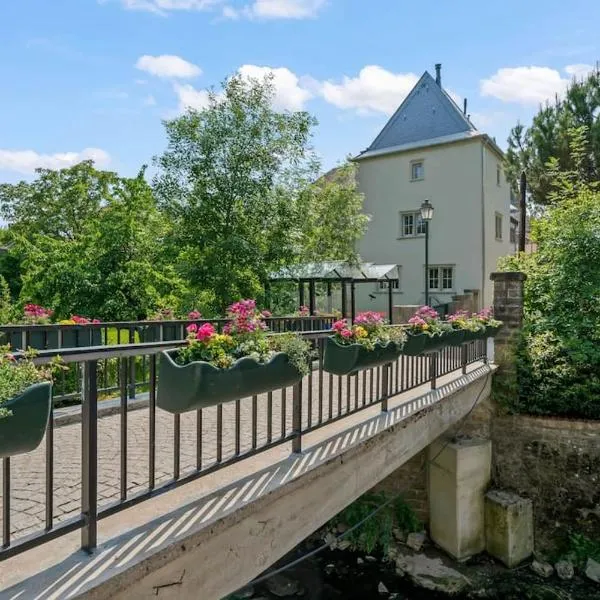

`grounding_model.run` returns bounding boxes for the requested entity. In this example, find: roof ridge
[364,70,477,154]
